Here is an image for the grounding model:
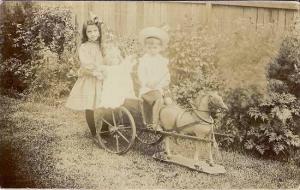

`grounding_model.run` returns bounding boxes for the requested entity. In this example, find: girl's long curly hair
[81,18,102,47]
